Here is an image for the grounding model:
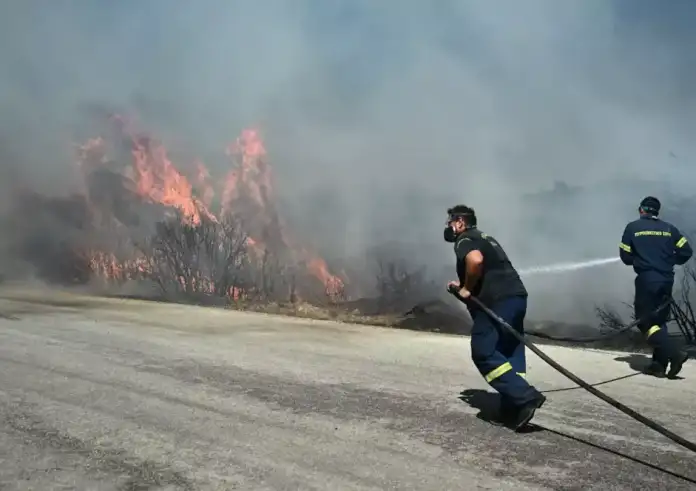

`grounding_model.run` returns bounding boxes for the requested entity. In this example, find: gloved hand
[446,281,460,295]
